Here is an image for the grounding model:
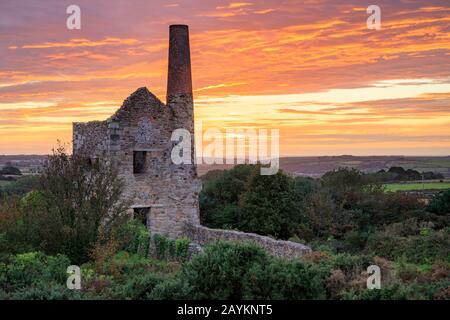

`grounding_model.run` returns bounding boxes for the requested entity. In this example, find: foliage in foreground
[1,162,449,300]
[1,241,449,300]
[0,146,128,263]
[200,165,450,265]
